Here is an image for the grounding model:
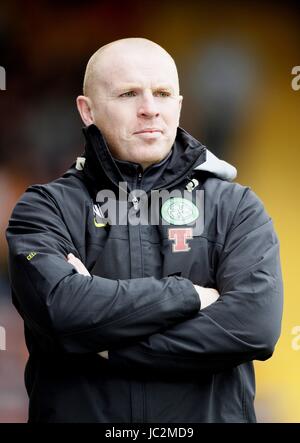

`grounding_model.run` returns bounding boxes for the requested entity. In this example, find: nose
[137,92,159,118]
